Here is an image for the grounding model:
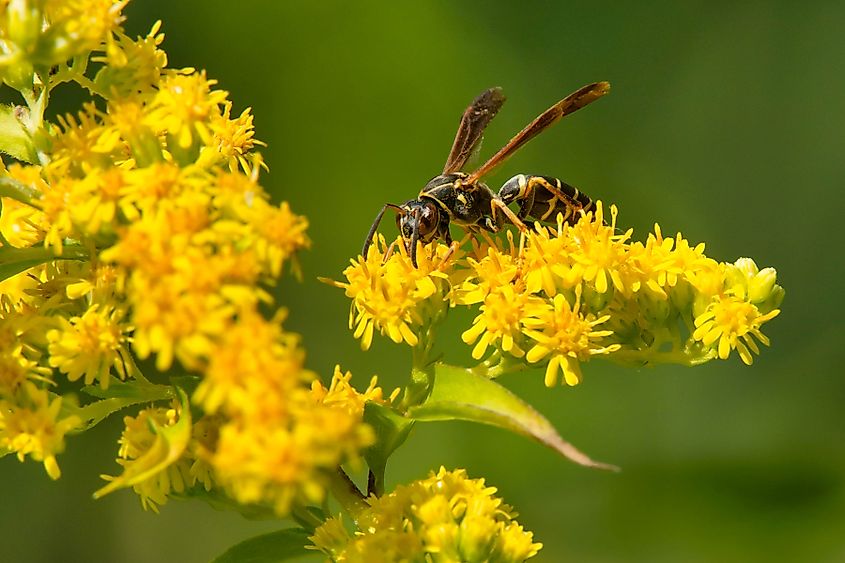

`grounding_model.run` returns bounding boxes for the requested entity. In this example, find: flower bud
[5,0,42,52]
[759,284,785,314]
[748,267,777,304]
[637,292,670,324]
[1,57,34,91]
[582,282,613,312]
[459,514,497,561]
[733,257,759,278]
